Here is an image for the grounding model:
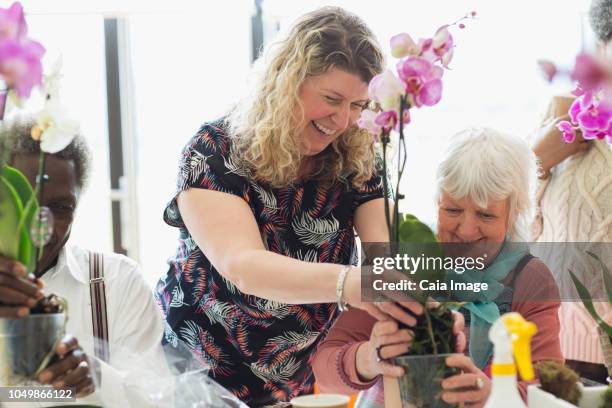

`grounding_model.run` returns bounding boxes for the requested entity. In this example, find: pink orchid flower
[556,121,576,143]
[357,109,382,138]
[575,99,612,138]
[369,69,405,112]
[0,38,45,98]
[397,57,444,107]
[417,38,436,62]
[432,26,454,67]
[569,97,582,124]
[375,110,397,132]
[416,27,454,66]
[374,109,410,133]
[571,53,607,92]
[441,47,454,68]
[390,33,419,59]
[0,2,27,42]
